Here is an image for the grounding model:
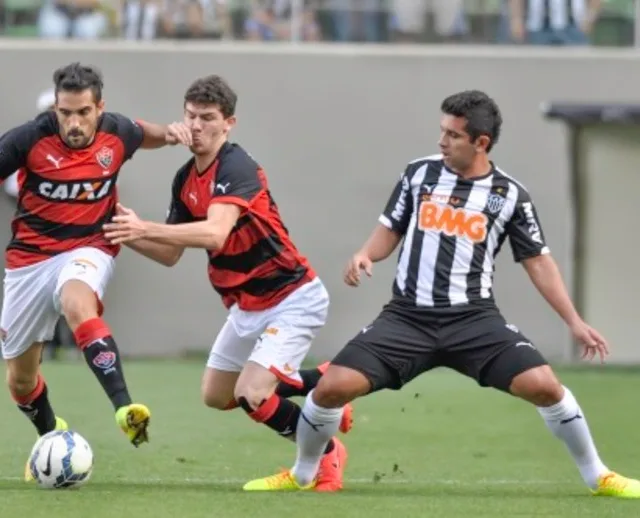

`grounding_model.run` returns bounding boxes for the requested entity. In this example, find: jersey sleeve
[506,187,550,262]
[0,121,39,181]
[106,112,144,161]
[209,149,262,207]
[378,167,413,235]
[165,171,194,225]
